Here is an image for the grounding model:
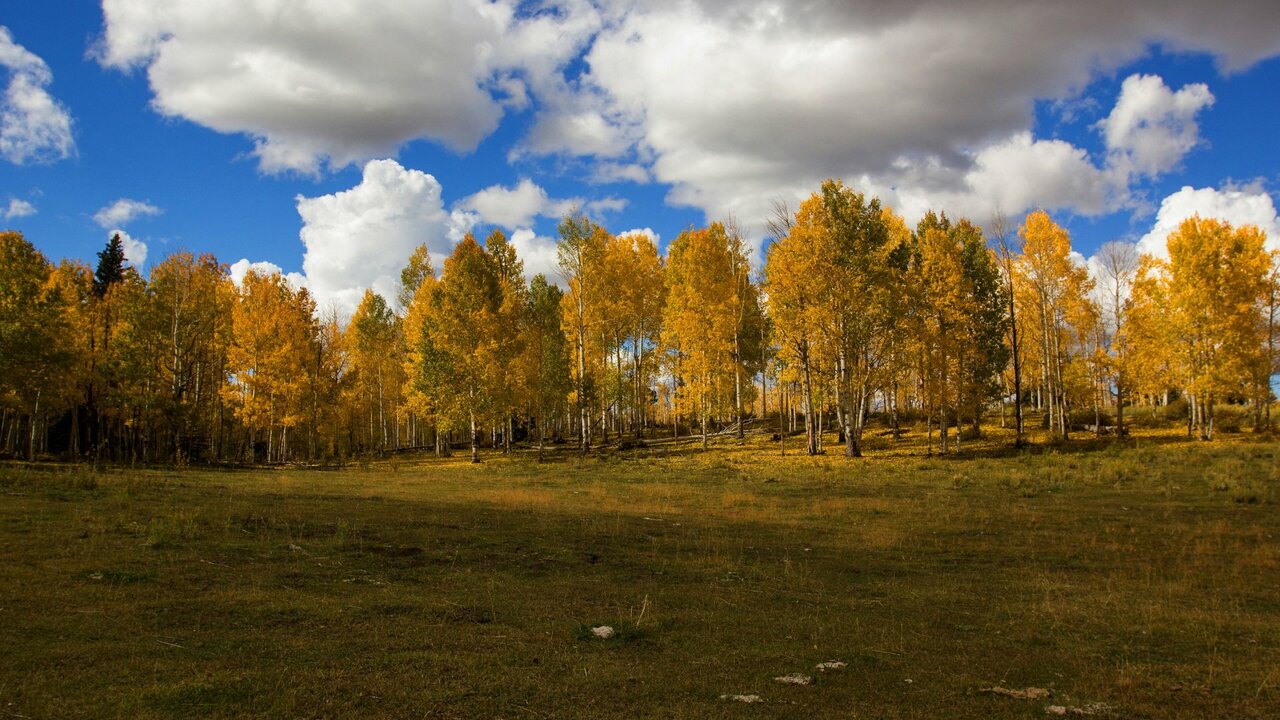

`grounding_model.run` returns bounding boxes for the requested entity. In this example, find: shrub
[1212,404,1248,434]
